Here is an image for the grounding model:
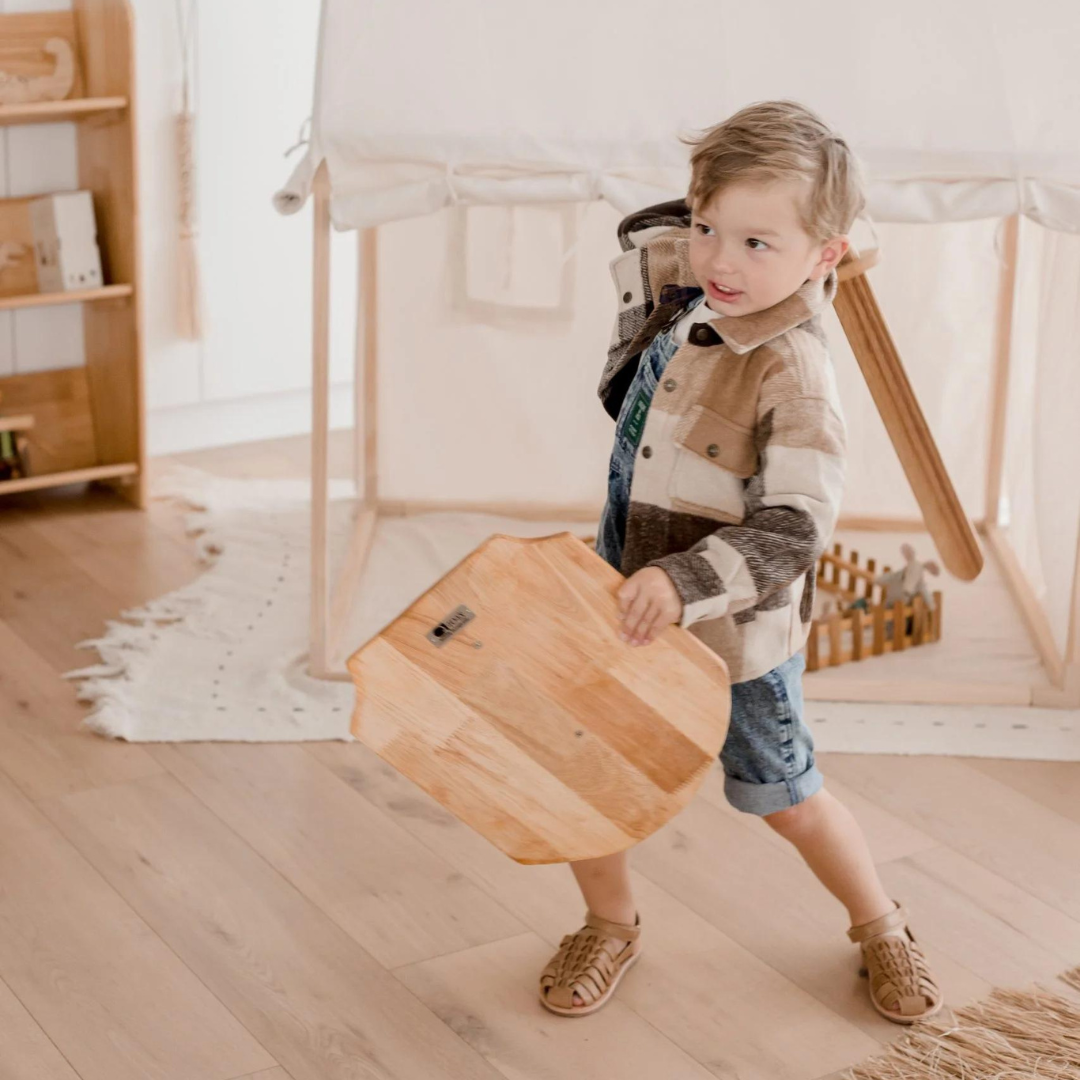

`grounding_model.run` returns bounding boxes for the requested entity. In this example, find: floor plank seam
[629,859,894,1044]
[0,966,89,1080]
[296,742,537,938]
[23,761,170,807]
[814,759,1080,935]
[385,928,734,1080]
[29,778,287,1078]
[385,929,539,974]
[890,851,1080,967]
